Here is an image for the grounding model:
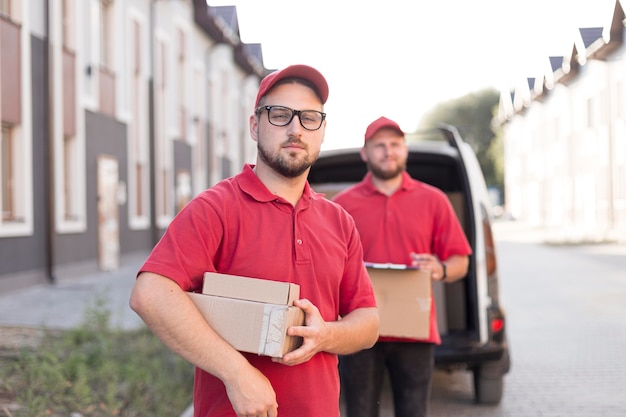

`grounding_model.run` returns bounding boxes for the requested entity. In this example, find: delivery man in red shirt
[334,116,471,417]
[130,65,379,417]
